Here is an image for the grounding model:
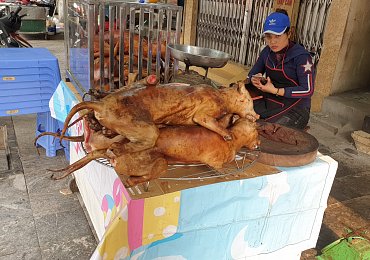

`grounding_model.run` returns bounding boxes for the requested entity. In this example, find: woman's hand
[250,73,265,87]
[252,75,279,95]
